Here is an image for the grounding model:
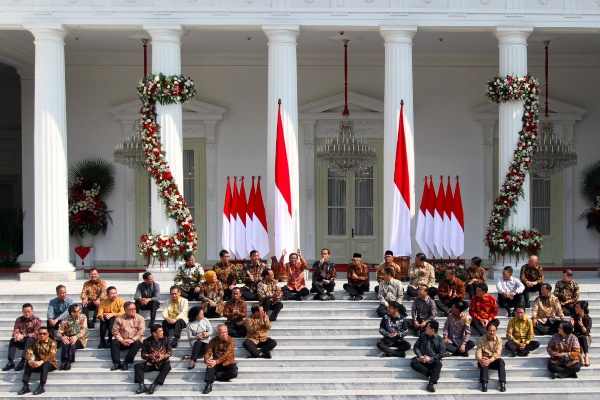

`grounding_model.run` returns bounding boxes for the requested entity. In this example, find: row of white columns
[21,24,530,279]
